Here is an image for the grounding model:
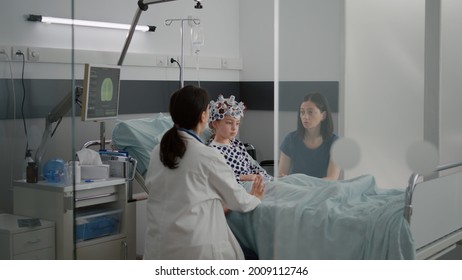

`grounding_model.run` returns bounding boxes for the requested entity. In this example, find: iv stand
[165,17,200,88]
